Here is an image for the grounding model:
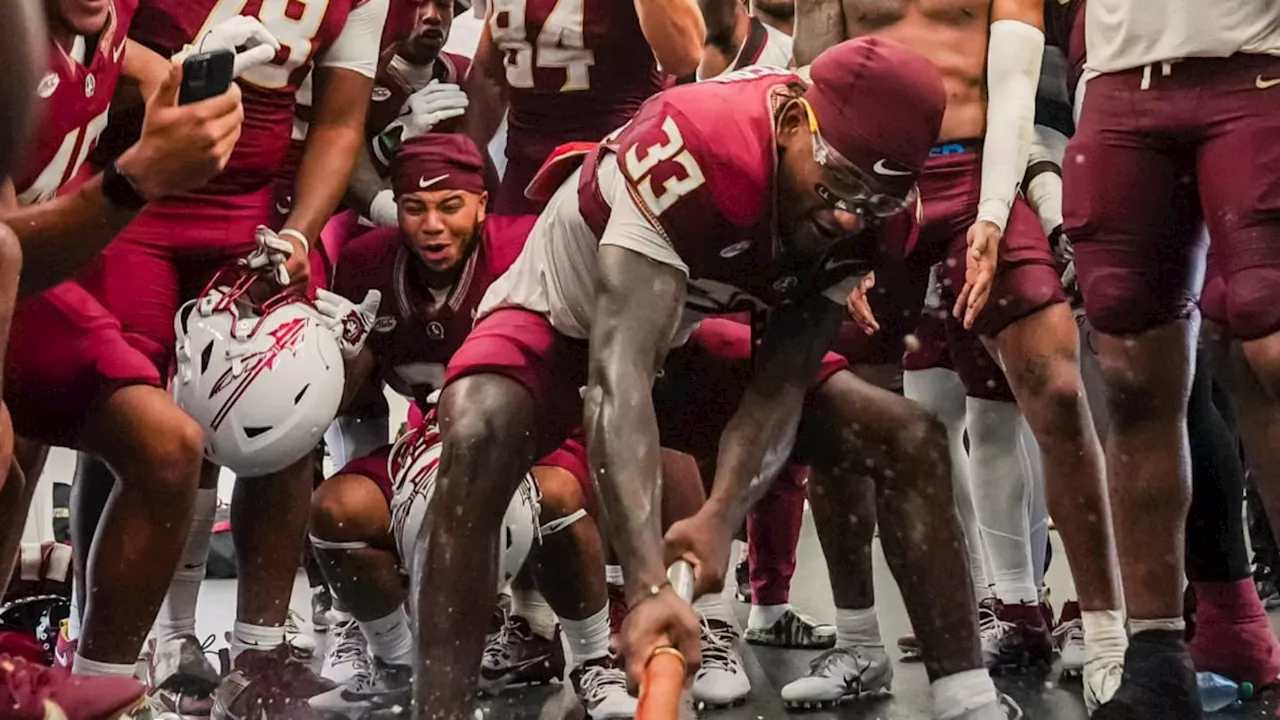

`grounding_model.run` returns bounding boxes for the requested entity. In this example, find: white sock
[512,588,557,640]
[68,583,83,641]
[905,369,990,602]
[932,668,999,720]
[1083,609,1128,663]
[747,603,791,630]
[73,654,137,678]
[968,397,1038,605]
[560,606,610,665]
[693,593,734,625]
[1129,617,1183,635]
[156,489,217,644]
[835,607,883,649]
[230,621,285,661]
[359,608,414,666]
